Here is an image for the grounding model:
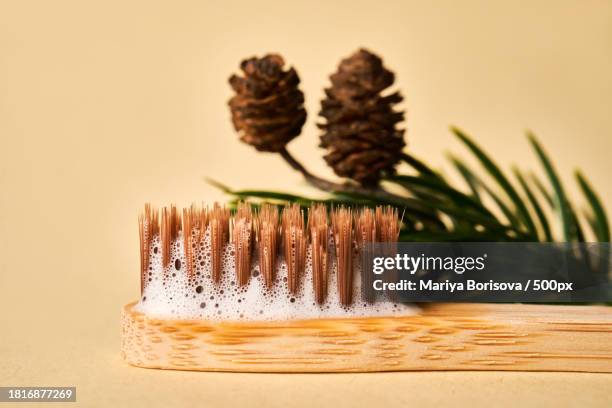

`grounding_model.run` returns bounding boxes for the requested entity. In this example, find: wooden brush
[124,202,612,374]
